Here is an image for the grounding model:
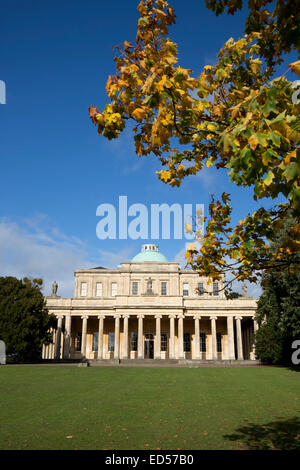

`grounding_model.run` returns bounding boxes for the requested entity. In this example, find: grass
[0,365,299,450]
